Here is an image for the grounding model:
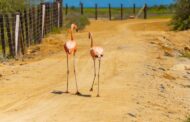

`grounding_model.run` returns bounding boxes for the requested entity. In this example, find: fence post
[121,4,123,20]
[133,4,136,16]
[42,3,46,38]
[19,12,25,55]
[5,14,14,56]
[59,0,63,27]
[95,4,98,20]
[109,4,111,20]
[49,3,53,32]
[32,7,37,43]
[46,3,50,34]
[29,8,33,45]
[37,5,42,43]
[0,14,6,57]
[11,14,15,55]
[80,2,84,15]
[57,1,61,28]
[65,4,68,15]
[15,13,20,57]
[144,3,147,19]
[24,10,29,47]
[19,11,25,45]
